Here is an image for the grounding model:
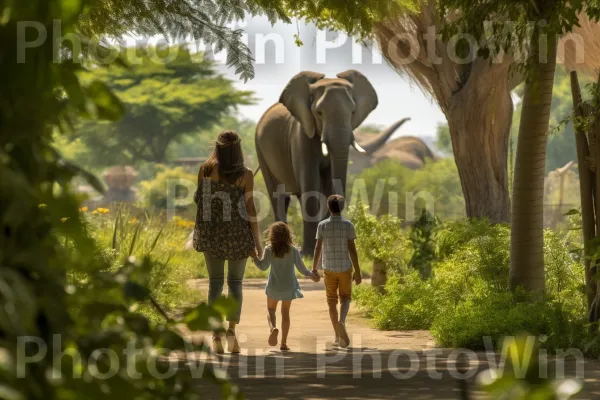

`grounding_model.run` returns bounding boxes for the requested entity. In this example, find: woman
[193,131,262,354]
